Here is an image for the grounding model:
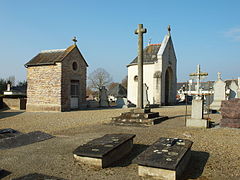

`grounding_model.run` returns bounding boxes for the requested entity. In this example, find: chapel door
[70,80,79,109]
